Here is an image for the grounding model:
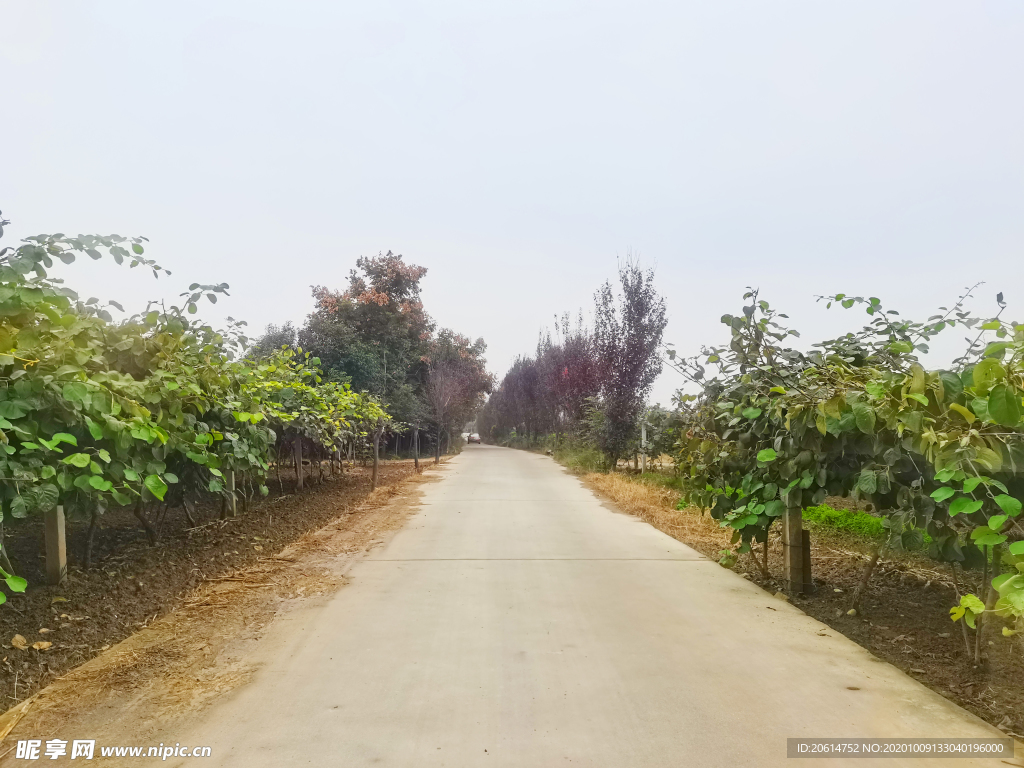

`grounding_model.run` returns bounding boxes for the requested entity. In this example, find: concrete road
[169,446,1013,767]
